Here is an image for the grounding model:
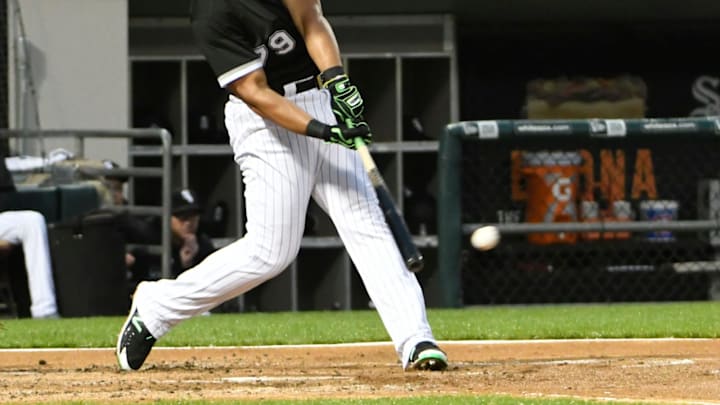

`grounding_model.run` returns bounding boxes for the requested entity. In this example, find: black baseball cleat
[116,307,156,371]
[407,341,448,371]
